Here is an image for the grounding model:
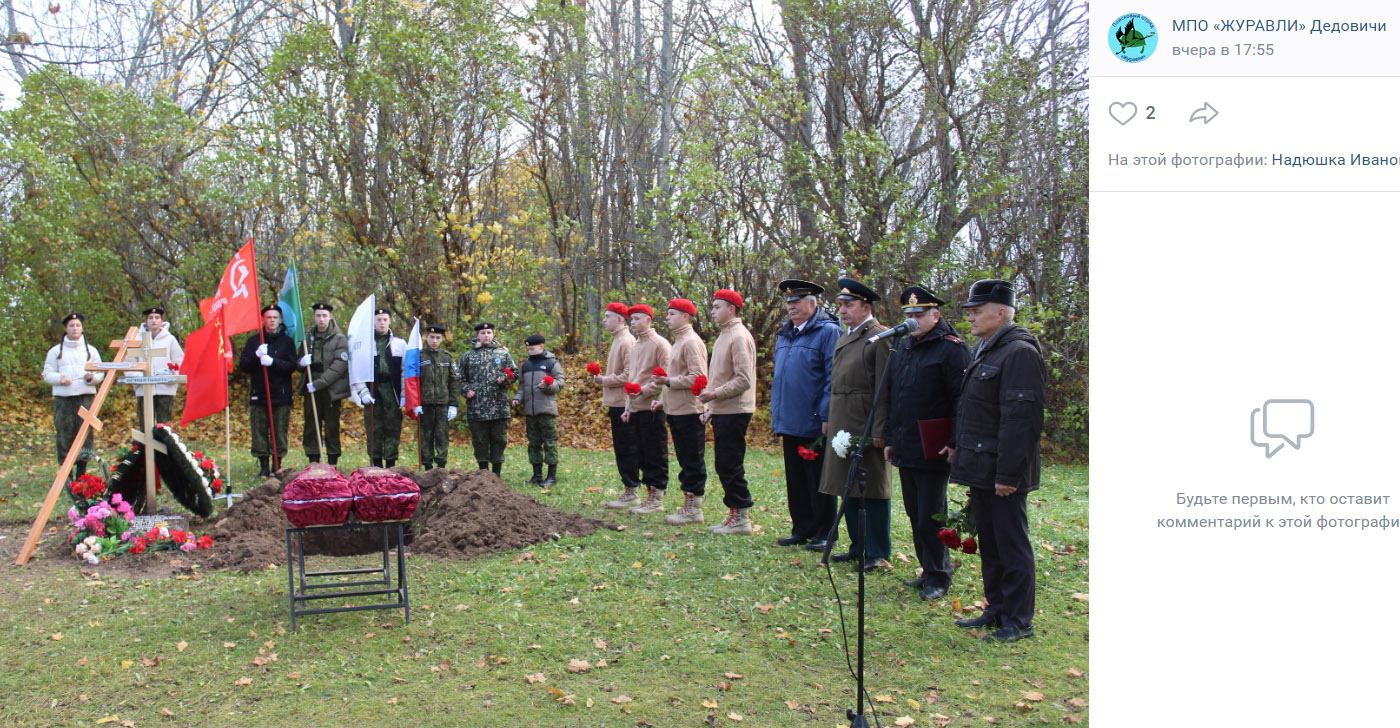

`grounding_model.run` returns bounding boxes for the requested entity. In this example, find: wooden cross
[121,328,187,514]
[15,327,145,565]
